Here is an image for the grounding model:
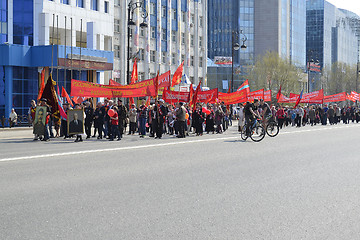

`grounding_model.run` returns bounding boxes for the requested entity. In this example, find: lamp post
[231,30,247,93]
[307,50,319,93]
[127,0,148,85]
